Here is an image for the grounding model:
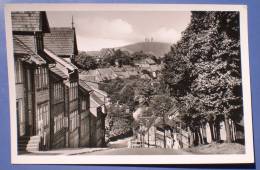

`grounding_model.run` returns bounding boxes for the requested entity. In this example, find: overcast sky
[47,11,191,51]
